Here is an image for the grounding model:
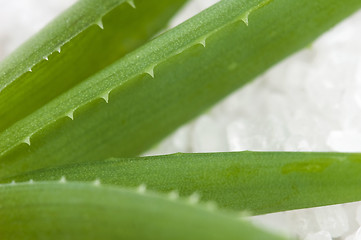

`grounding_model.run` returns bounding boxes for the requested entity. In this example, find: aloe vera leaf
[1,0,361,178]
[0,0,187,132]
[4,152,361,215]
[0,181,289,240]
